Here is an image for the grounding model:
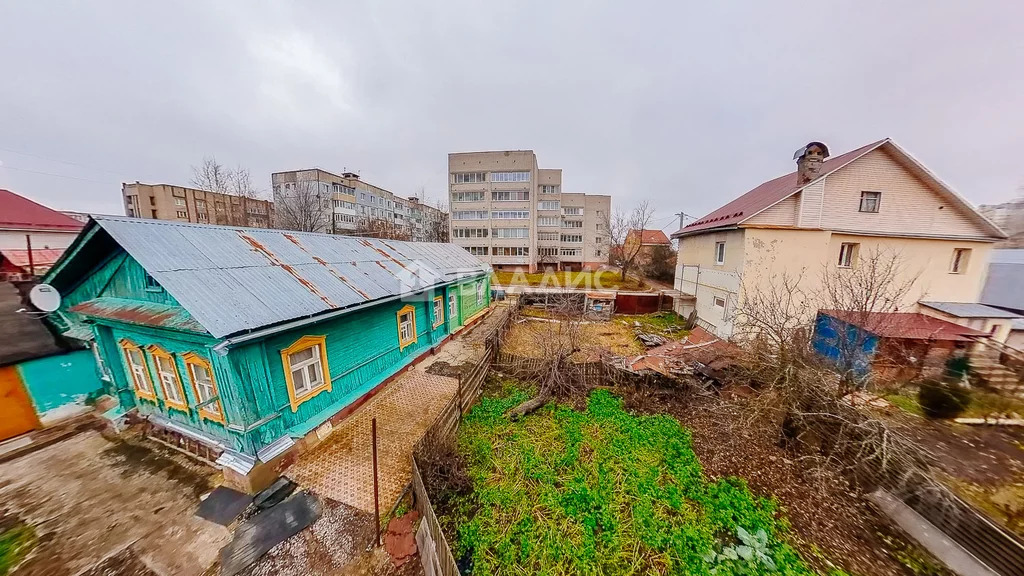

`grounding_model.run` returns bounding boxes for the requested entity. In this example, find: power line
[0,164,120,185]
[0,145,126,178]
